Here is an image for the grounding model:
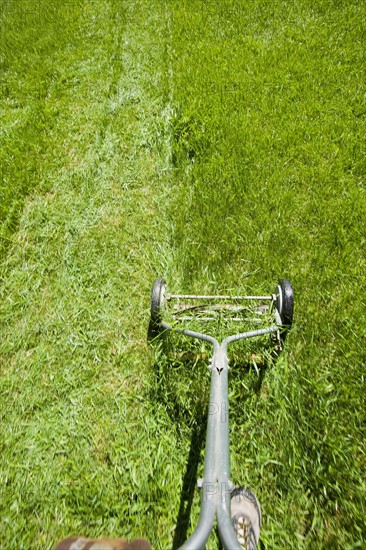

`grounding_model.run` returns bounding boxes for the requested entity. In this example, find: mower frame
[150,281,294,549]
